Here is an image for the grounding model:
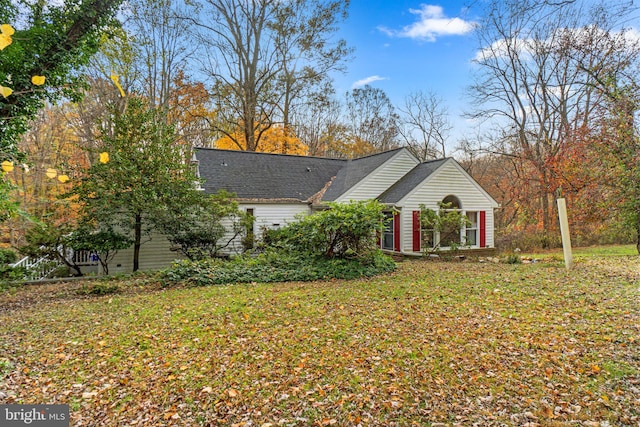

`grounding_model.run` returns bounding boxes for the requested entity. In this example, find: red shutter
[479,211,486,248]
[412,210,421,252]
[393,212,401,252]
